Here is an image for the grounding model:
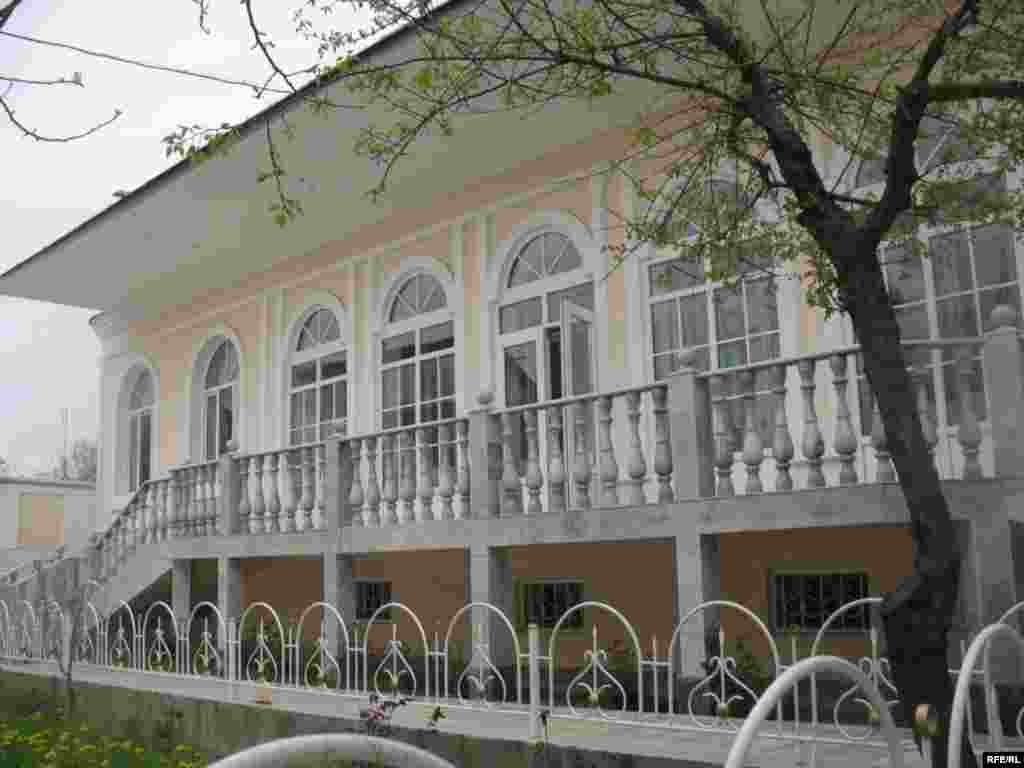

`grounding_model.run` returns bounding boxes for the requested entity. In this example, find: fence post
[528,623,540,742]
